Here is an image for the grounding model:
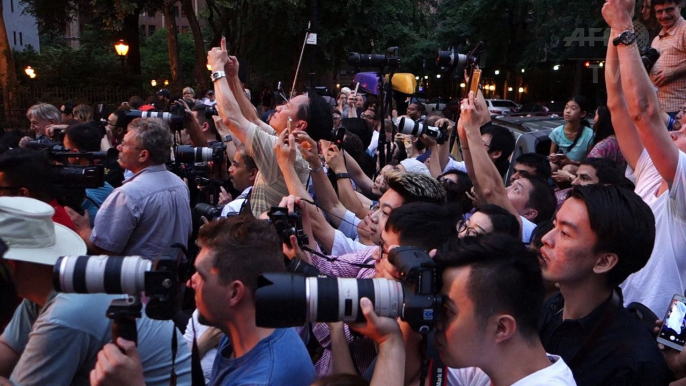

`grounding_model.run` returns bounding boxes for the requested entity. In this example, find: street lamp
[114,39,129,70]
[164,80,169,86]
[459,83,466,88]
[207,64,212,71]
[24,66,36,79]
[436,74,441,79]
[151,80,157,87]
[553,65,560,71]
[518,87,525,93]
[495,70,500,75]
